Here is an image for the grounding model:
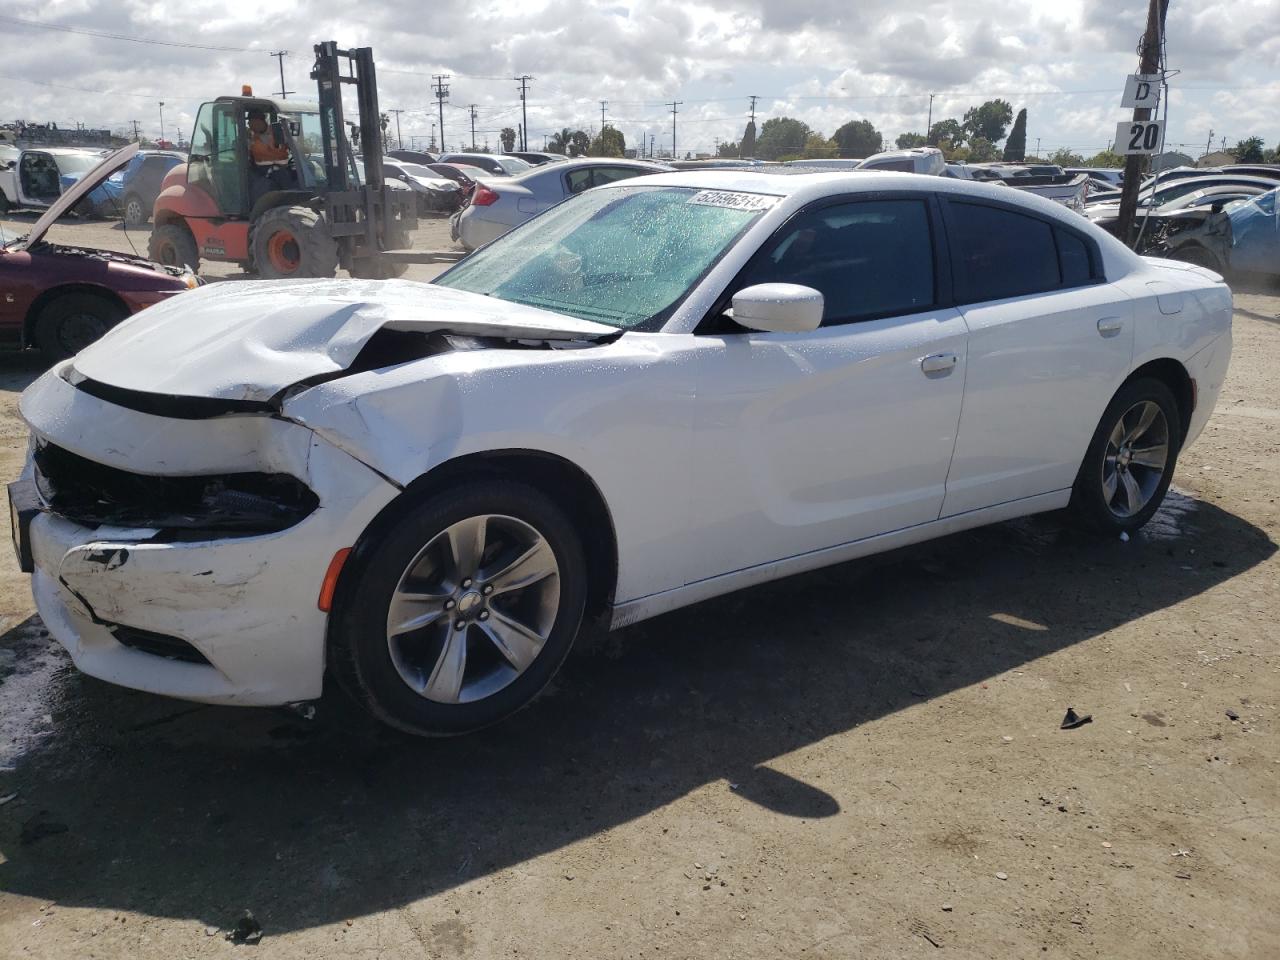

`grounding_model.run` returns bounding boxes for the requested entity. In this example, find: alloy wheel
[385,514,560,704]
[1102,400,1170,519]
